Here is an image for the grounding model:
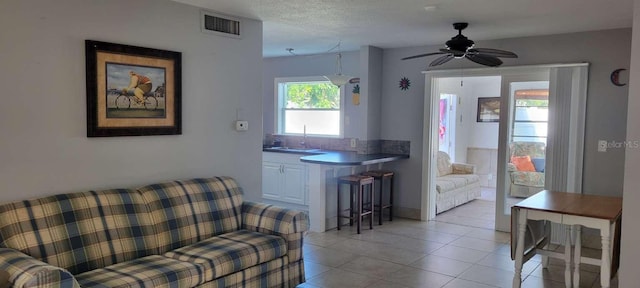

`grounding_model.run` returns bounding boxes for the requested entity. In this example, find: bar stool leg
[349,184,354,227]
[357,183,362,234]
[369,182,374,230]
[378,177,384,225]
[389,175,394,222]
[336,182,341,230]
